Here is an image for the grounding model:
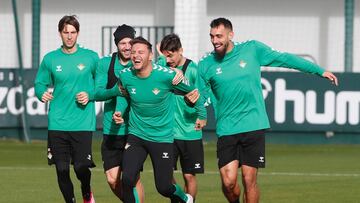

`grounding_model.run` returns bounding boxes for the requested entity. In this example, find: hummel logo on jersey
[194,163,201,169]
[131,88,136,94]
[239,60,247,68]
[87,154,92,160]
[77,63,85,70]
[216,67,222,75]
[56,65,62,72]
[181,77,190,86]
[125,143,131,150]
[259,156,265,163]
[152,88,160,95]
[162,152,169,159]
